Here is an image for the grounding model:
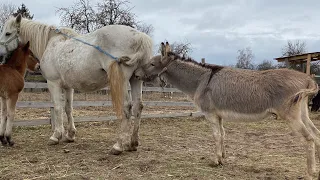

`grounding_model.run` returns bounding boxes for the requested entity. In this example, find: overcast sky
[6,0,320,66]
